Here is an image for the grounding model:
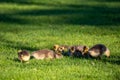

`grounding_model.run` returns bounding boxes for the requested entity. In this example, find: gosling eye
[54,46,58,51]
[70,49,75,53]
[54,46,56,49]
[59,48,63,51]
[71,47,75,51]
